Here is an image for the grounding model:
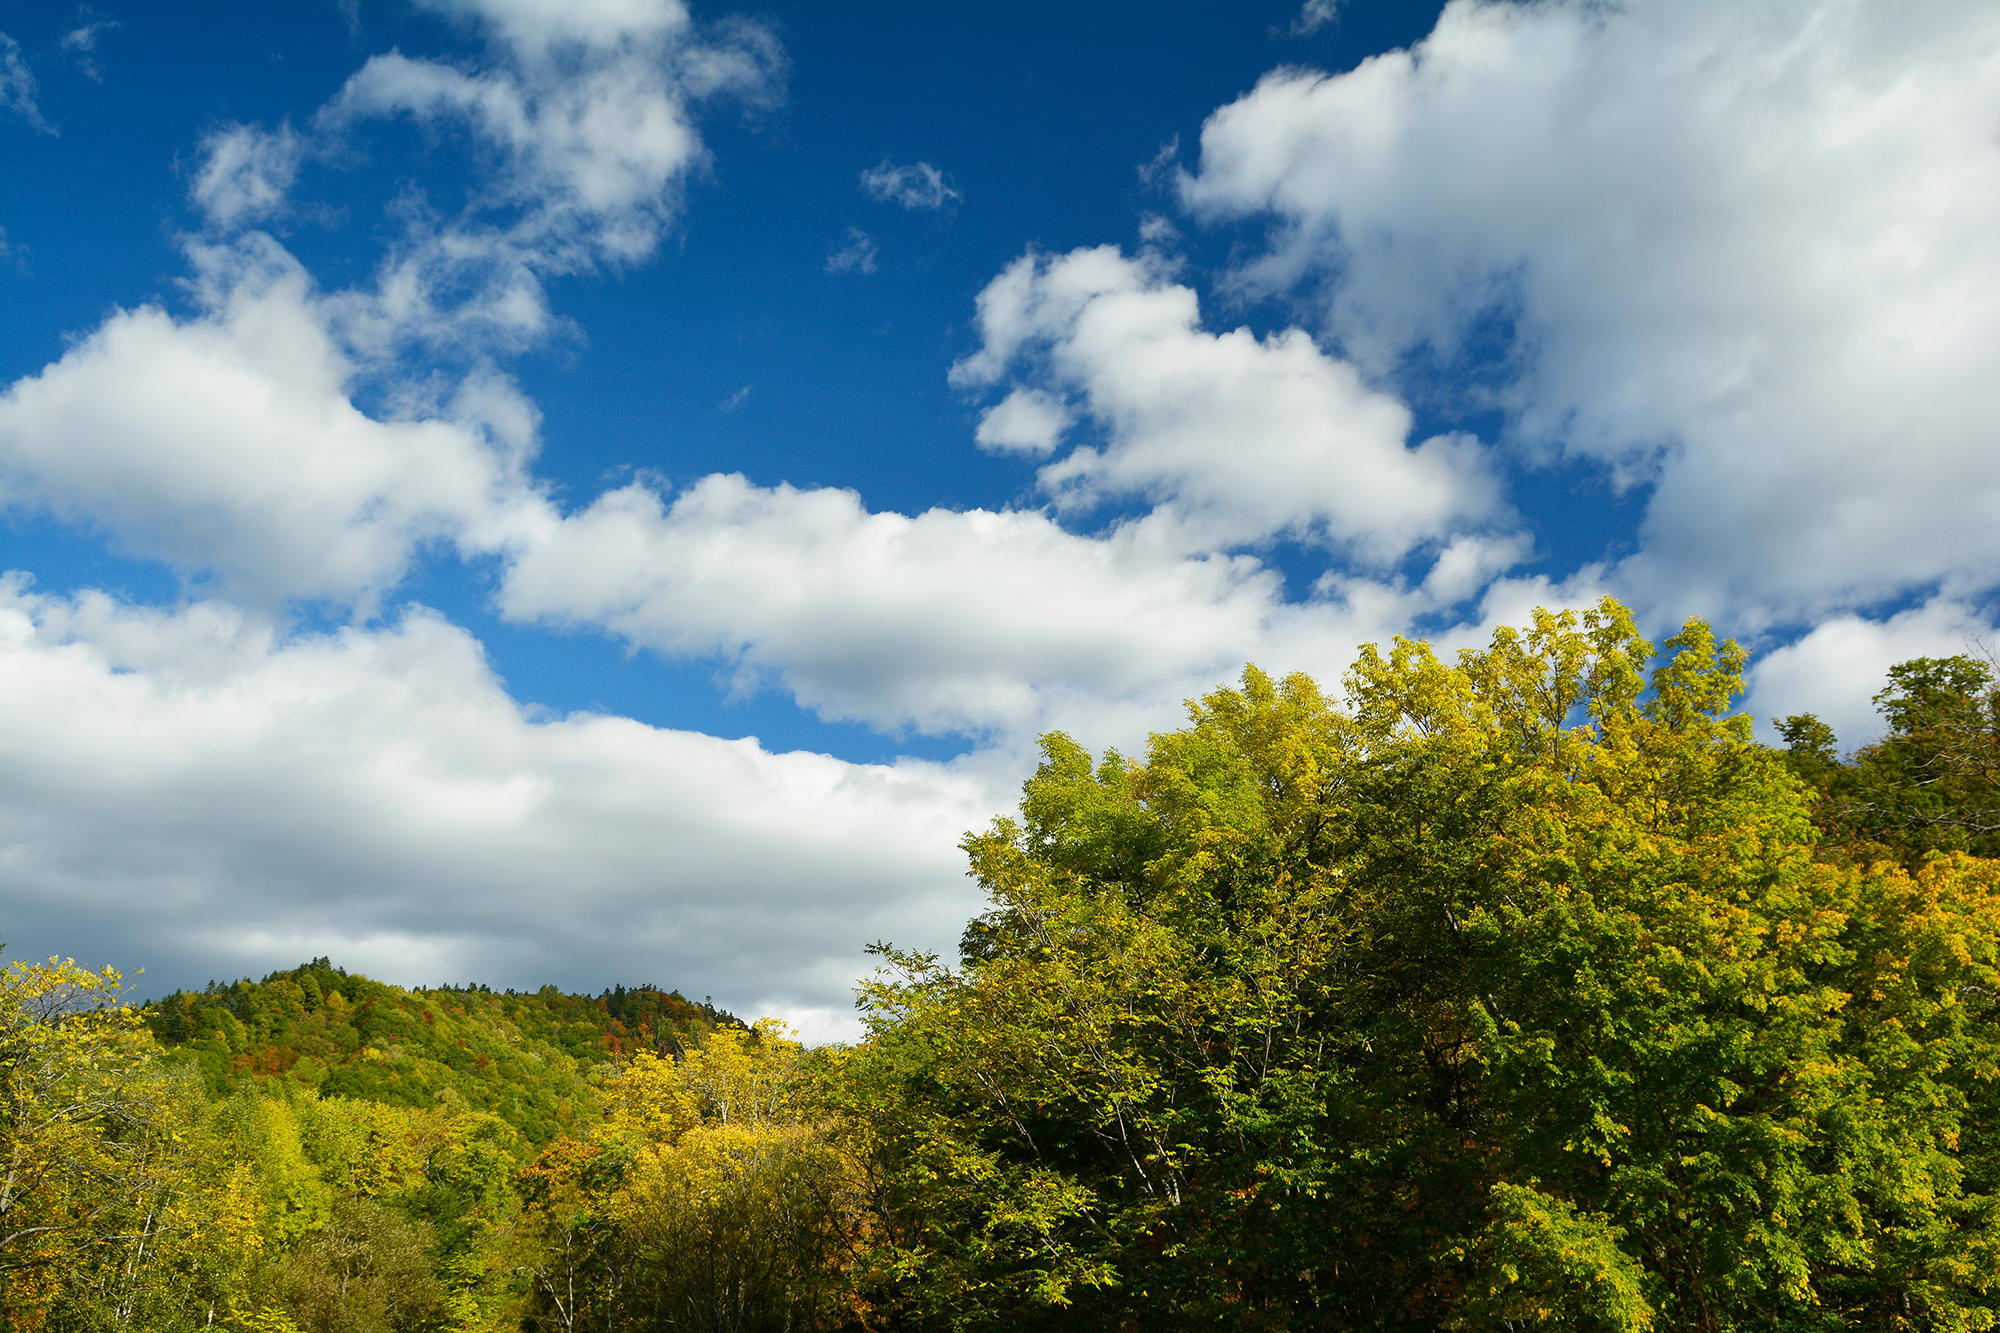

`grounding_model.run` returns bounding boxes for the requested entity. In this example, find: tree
[0,957,178,1321]
[1841,655,2000,863]
[846,600,2000,1331]
[258,1196,450,1333]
